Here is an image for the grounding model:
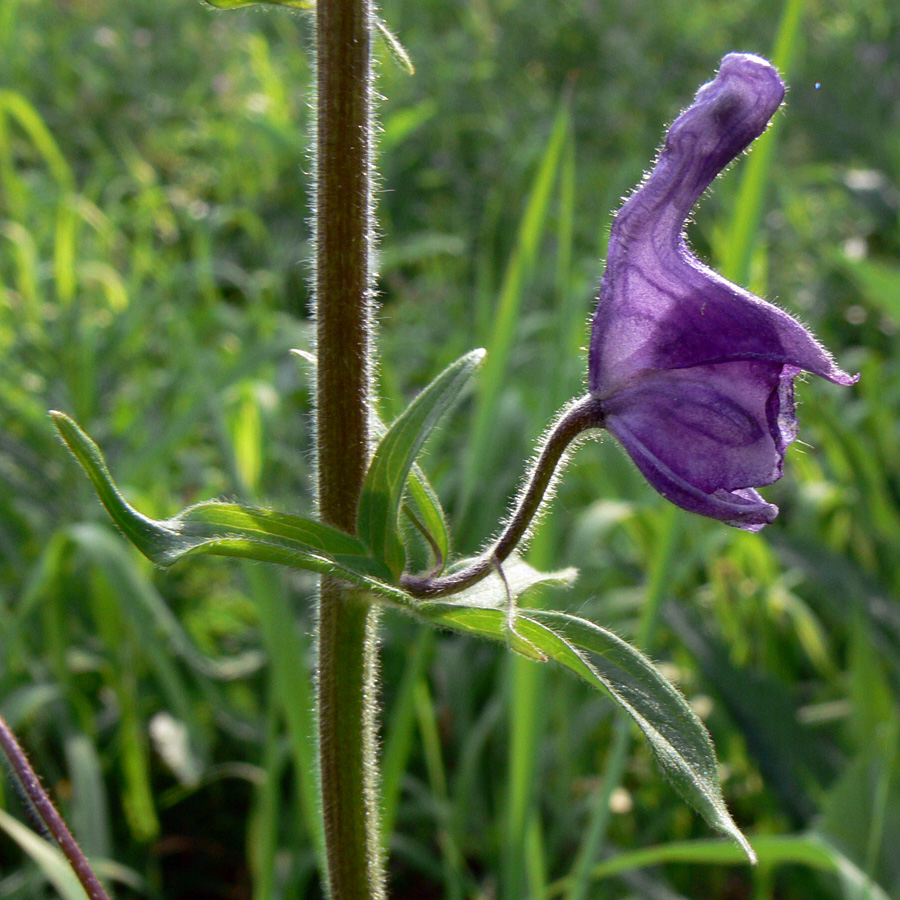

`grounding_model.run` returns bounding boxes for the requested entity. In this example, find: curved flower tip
[589,53,858,531]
